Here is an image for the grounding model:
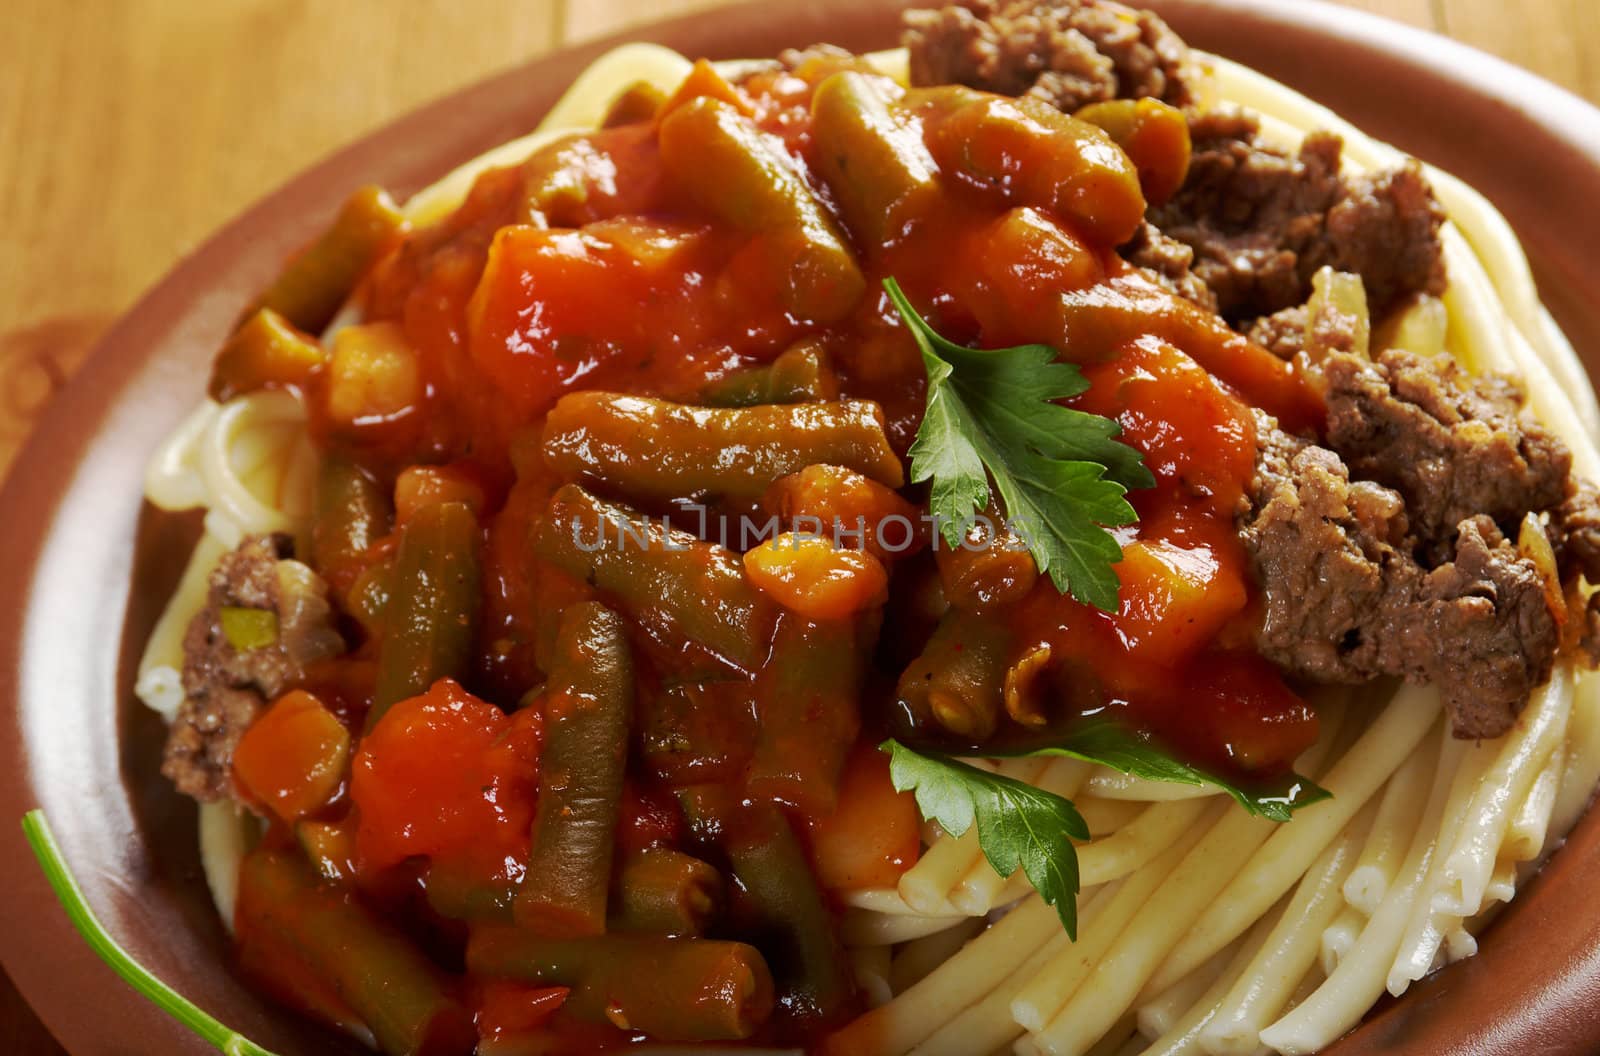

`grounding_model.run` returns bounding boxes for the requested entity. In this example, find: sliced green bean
[613,847,723,936]
[917,88,1146,246]
[698,800,857,1029]
[934,508,1038,611]
[312,455,392,580]
[746,613,865,815]
[658,95,865,323]
[424,858,516,923]
[515,602,634,938]
[209,308,327,401]
[466,929,774,1041]
[237,849,475,1056]
[535,484,774,670]
[811,71,942,246]
[699,338,839,408]
[541,392,904,501]
[370,501,481,725]
[895,607,1014,740]
[245,185,405,335]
